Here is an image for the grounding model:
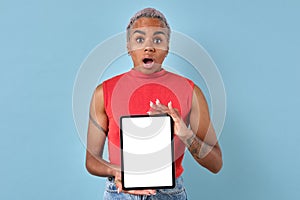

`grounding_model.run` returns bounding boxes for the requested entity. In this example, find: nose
[144,46,155,53]
[144,40,155,52]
